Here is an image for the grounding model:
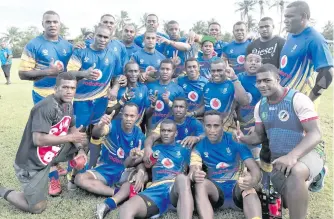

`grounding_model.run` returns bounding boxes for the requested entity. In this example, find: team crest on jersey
[62,49,67,56]
[291,45,297,52]
[185,128,188,134]
[140,59,144,64]
[261,112,268,121]
[130,141,134,147]
[204,152,209,158]
[216,162,230,169]
[166,50,170,55]
[226,147,231,155]
[84,57,89,63]
[176,151,181,158]
[210,98,221,110]
[139,93,143,98]
[246,92,253,104]
[42,49,48,56]
[237,55,245,64]
[162,158,174,169]
[155,100,165,112]
[230,49,234,54]
[188,91,199,102]
[278,110,290,122]
[114,47,118,52]
[104,58,109,65]
[93,69,103,80]
[280,55,288,68]
[117,147,125,159]
[37,116,71,165]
